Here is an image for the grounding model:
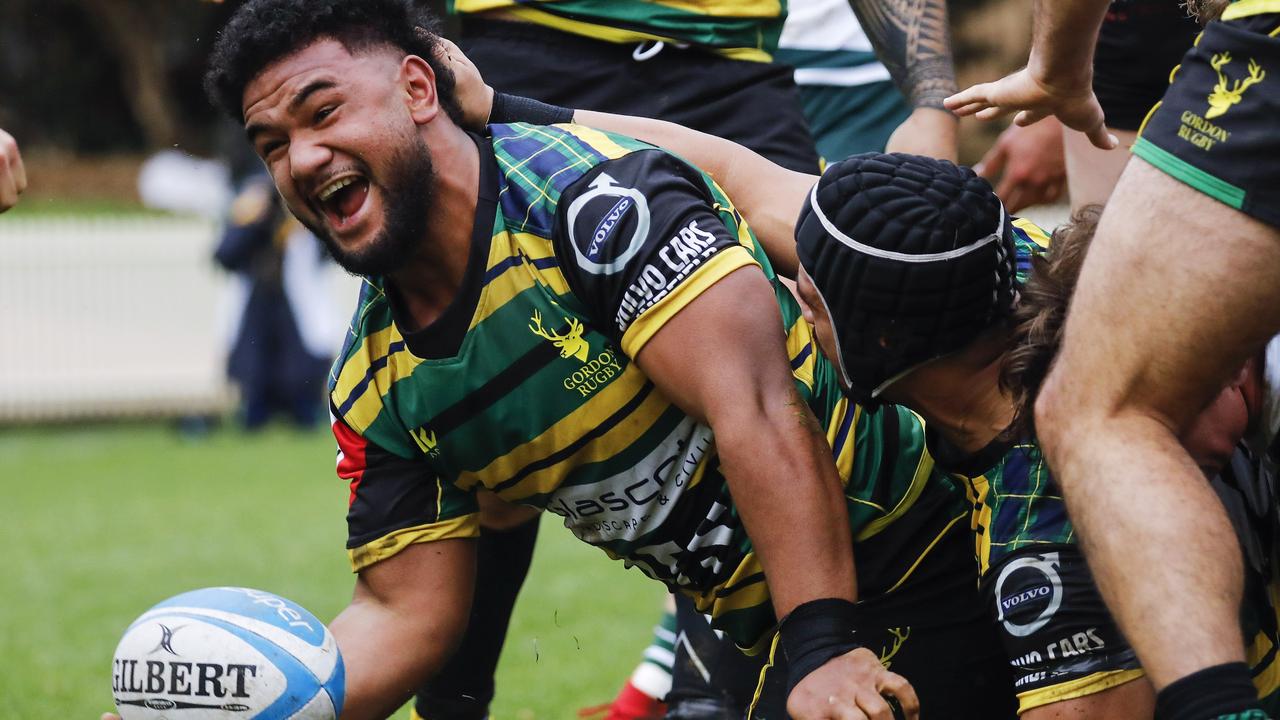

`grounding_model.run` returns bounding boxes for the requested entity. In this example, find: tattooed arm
[846,0,959,159]
[846,0,956,110]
